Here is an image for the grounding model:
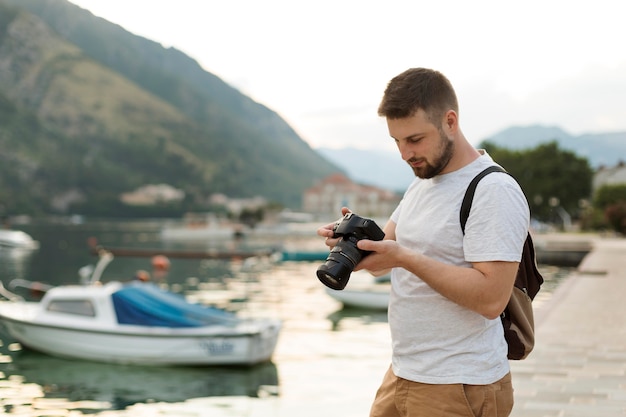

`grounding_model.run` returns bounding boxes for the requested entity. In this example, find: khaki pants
[369,366,514,417]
